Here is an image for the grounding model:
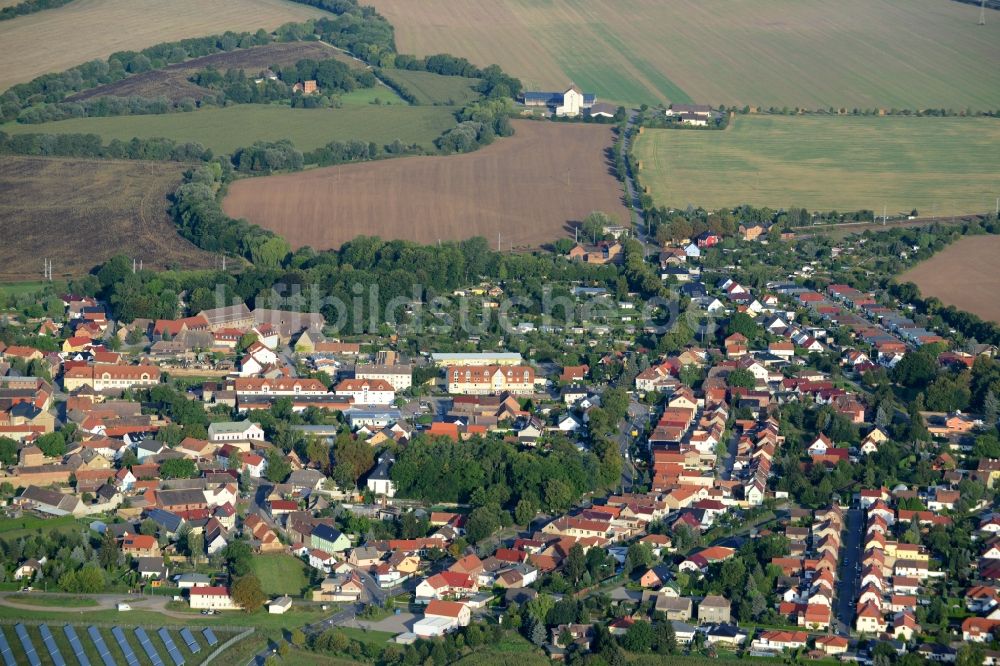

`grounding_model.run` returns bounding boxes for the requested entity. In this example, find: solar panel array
[39,624,67,666]
[157,628,185,666]
[0,627,16,666]
[179,628,200,654]
[111,626,140,666]
[63,626,92,666]
[134,628,165,666]
[14,623,41,666]
[202,628,218,646]
[88,626,116,666]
